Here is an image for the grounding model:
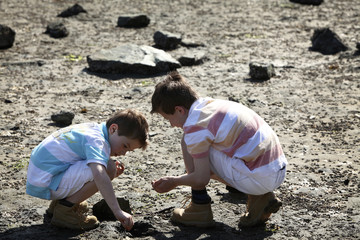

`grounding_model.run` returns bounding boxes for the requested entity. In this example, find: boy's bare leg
[172,135,213,227]
[66,160,117,203]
